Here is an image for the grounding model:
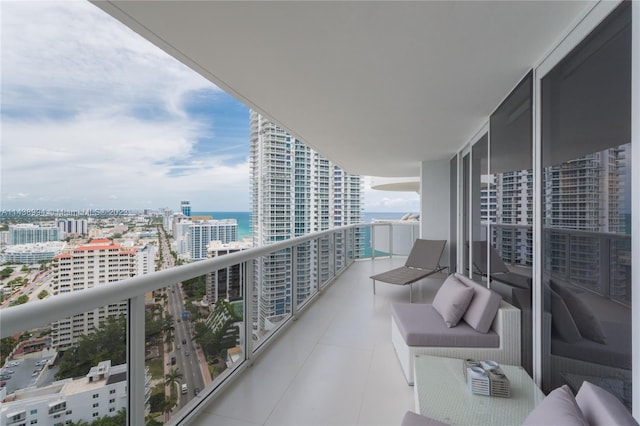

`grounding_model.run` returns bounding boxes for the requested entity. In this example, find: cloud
[362,177,419,212]
[1,1,250,211]
[1,2,416,214]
